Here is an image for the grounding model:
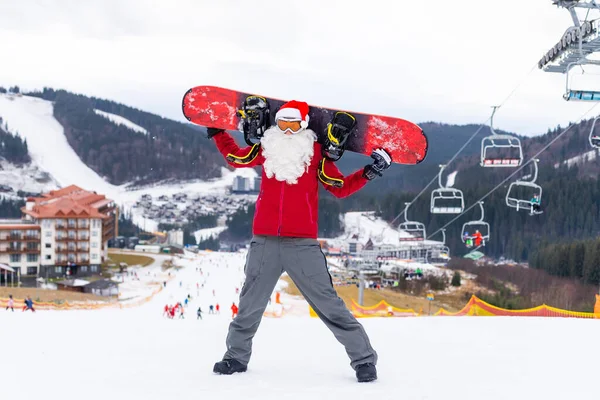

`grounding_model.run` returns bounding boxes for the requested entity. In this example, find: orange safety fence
[309,300,418,318]
[435,295,597,319]
[0,284,164,311]
[309,294,600,319]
